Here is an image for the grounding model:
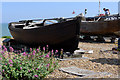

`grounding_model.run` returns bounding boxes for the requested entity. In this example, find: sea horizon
[0,23,12,37]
